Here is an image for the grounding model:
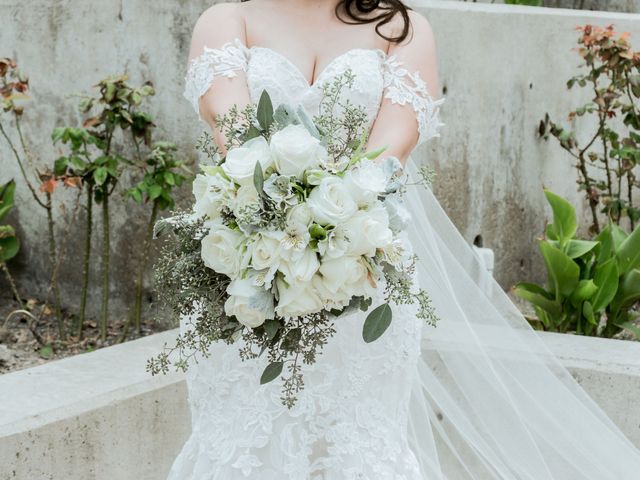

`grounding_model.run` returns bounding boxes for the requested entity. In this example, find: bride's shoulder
[382,9,436,49]
[194,2,244,27]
